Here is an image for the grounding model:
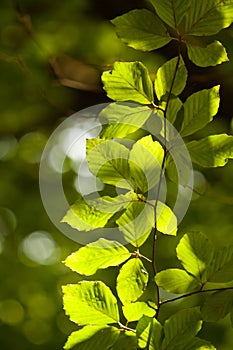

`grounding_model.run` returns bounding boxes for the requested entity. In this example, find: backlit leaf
[155,56,187,100]
[149,0,190,29]
[116,258,149,304]
[187,41,229,67]
[207,245,233,282]
[102,61,154,104]
[179,337,216,350]
[184,0,233,36]
[136,315,162,350]
[64,238,131,276]
[62,193,133,231]
[99,103,152,139]
[64,326,119,350]
[116,201,154,247]
[158,96,183,124]
[123,301,155,322]
[111,9,171,51]
[62,281,119,325]
[155,268,202,294]
[156,201,177,236]
[180,86,220,137]
[176,232,214,282]
[187,134,233,167]
[86,138,132,189]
